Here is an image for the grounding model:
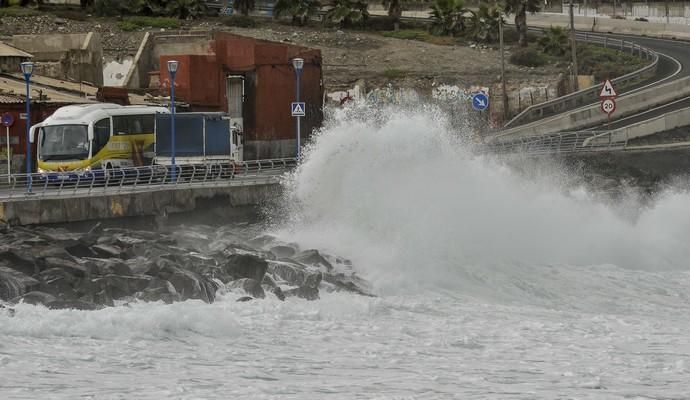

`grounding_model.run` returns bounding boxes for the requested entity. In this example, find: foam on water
[275,103,690,298]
